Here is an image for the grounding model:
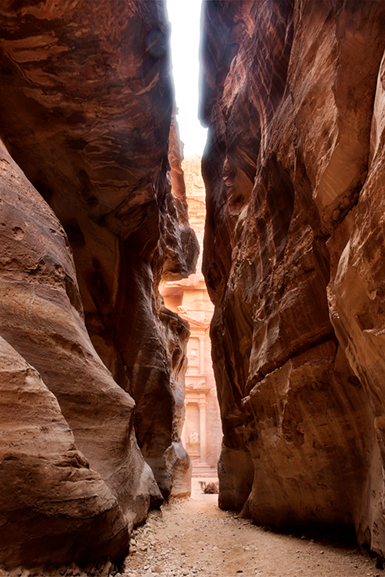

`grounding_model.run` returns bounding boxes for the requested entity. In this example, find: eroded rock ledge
[0,0,198,568]
[200,0,385,555]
